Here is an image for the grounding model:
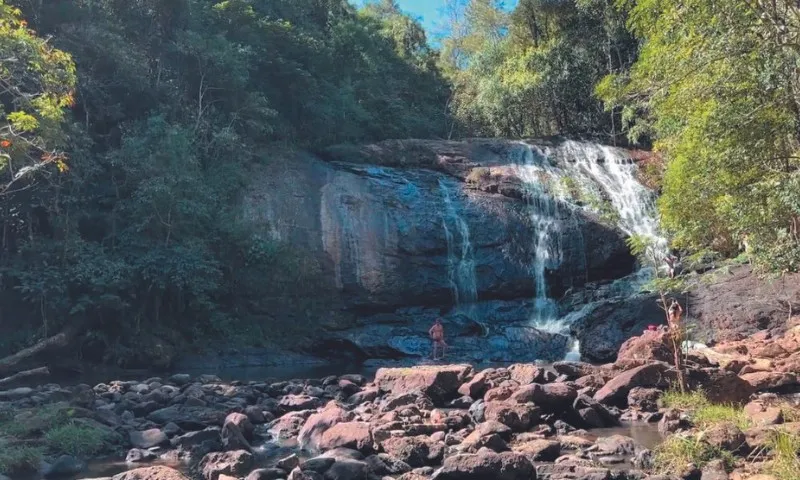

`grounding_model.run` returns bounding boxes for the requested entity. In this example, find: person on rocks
[667,299,683,331]
[664,254,678,278]
[429,318,447,360]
